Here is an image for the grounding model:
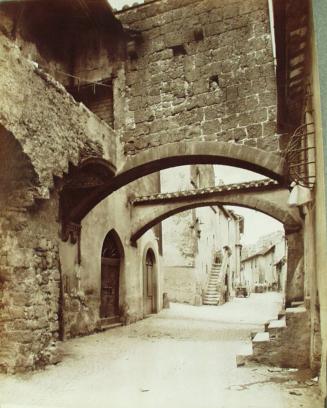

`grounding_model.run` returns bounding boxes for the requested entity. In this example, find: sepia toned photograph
[0,0,326,406]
